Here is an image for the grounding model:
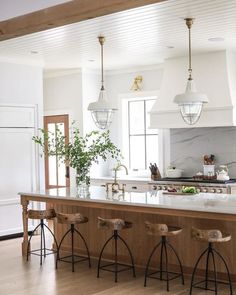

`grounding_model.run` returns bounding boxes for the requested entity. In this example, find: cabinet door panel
[0,128,36,236]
